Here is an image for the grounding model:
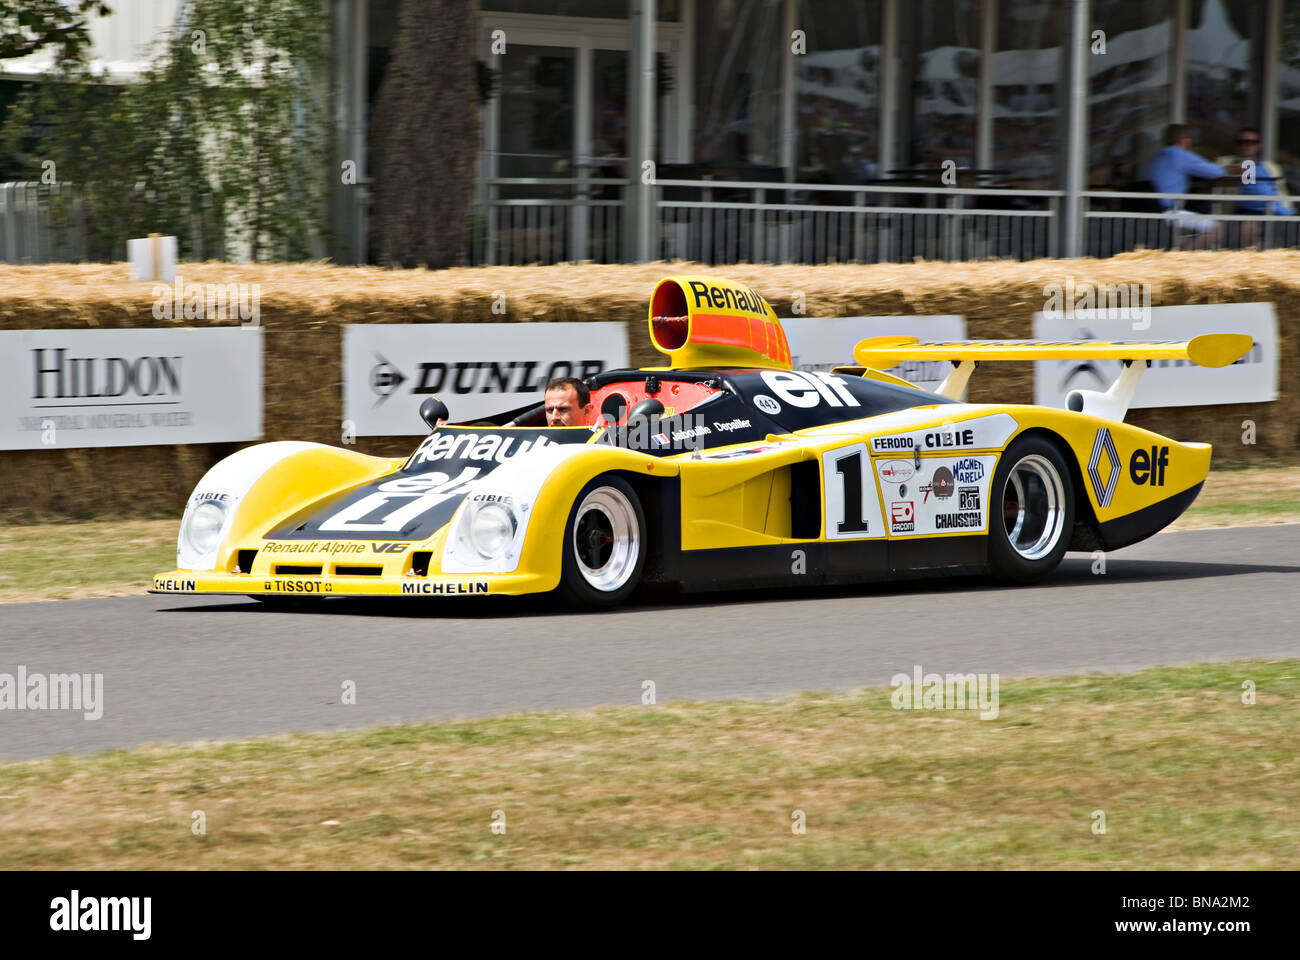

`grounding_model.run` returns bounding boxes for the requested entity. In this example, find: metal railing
[8,176,1300,266]
[1082,190,1300,256]
[471,176,627,266]
[0,182,87,264]
[468,175,1064,265]
[653,179,1062,264]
